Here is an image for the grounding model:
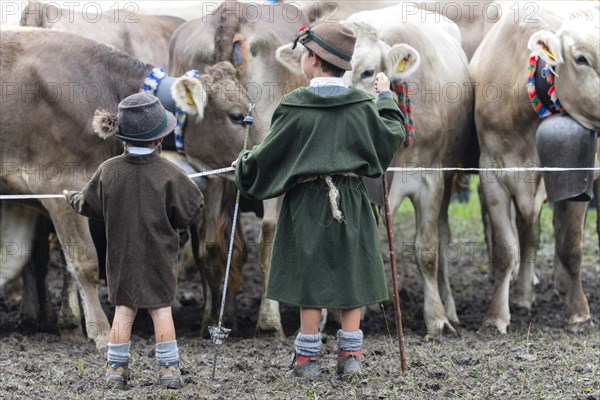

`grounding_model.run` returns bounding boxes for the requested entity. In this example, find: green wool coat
[235,87,406,308]
[67,150,203,308]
